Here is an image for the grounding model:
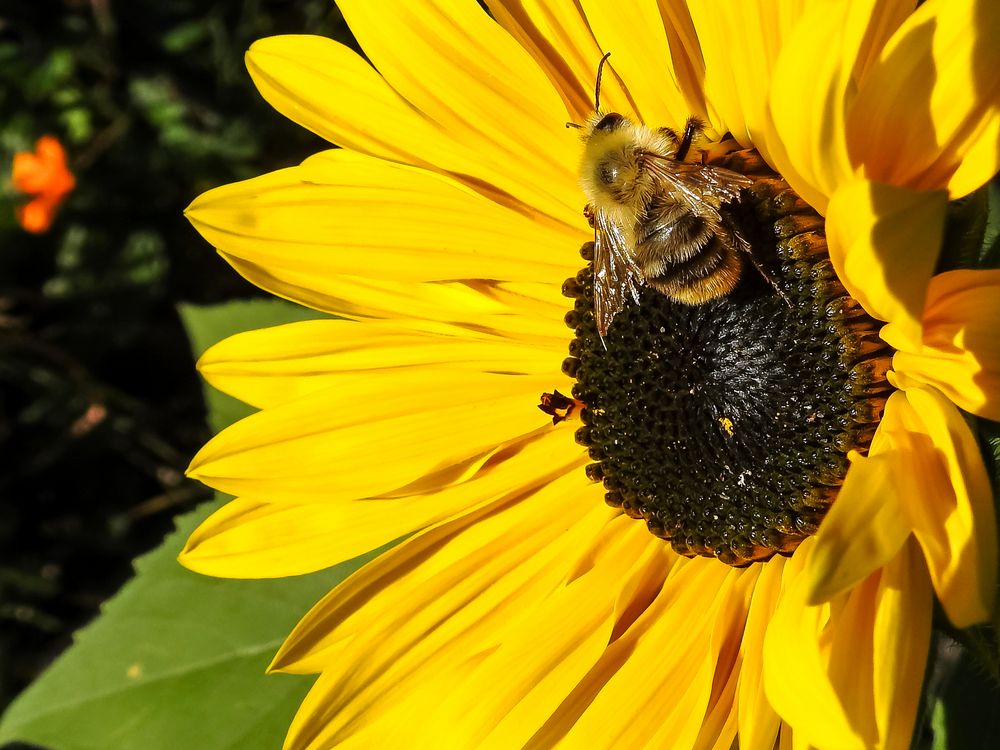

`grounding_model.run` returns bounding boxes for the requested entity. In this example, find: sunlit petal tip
[174,537,247,579]
[175,532,244,579]
[184,420,246,483]
[193,333,256,382]
[184,449,212,483]
[244,35,338,96]
[193,351,213,377]
[246,33,301,57]
[183,181,233,223]
[175,547,201,573]
[176,524,218,575]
